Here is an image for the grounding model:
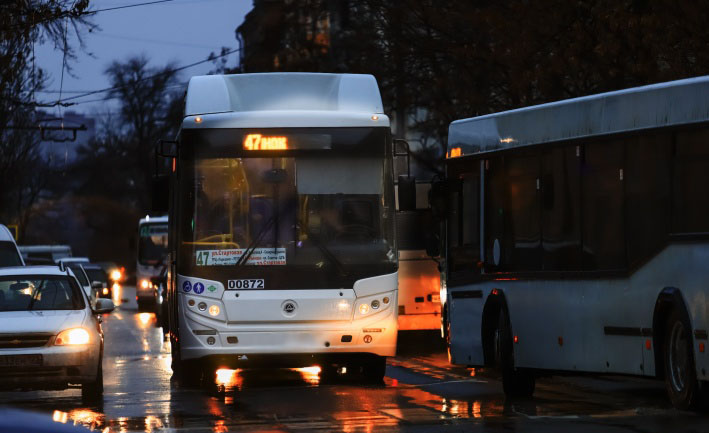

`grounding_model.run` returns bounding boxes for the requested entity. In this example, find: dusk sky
[34,0,251,116]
